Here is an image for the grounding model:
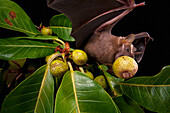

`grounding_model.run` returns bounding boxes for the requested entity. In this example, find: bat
[47,0,153,64]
